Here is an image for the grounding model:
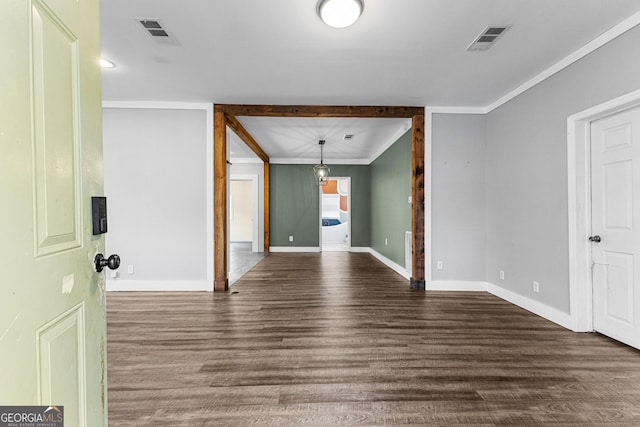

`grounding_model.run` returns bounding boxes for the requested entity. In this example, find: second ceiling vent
[138,19,170,38]
[467,26,511,51]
